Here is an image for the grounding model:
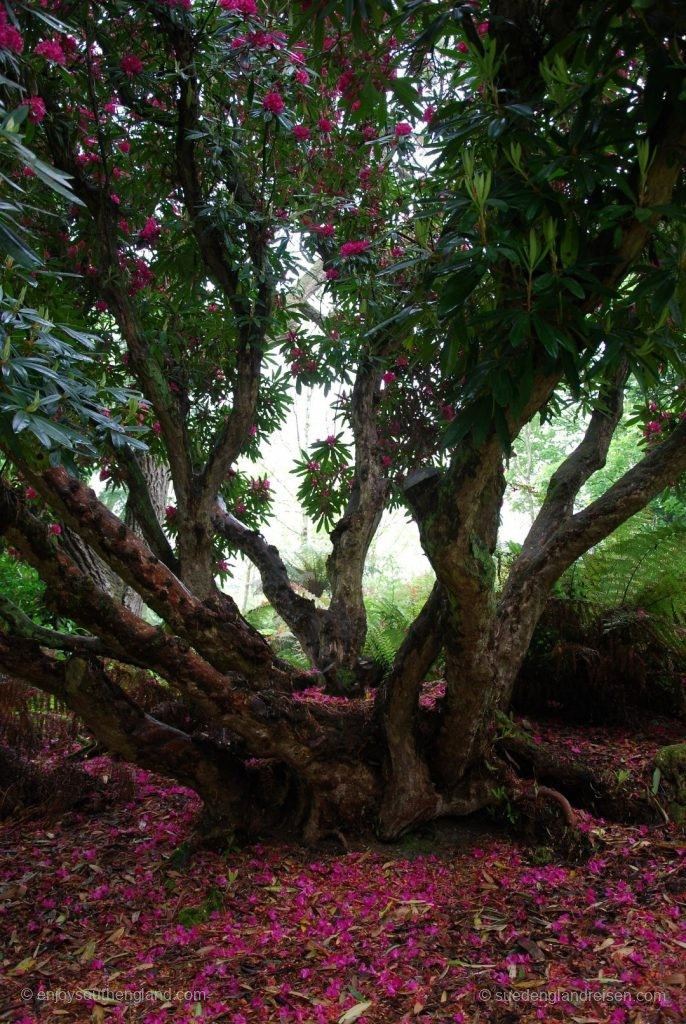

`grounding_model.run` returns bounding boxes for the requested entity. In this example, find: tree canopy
[0,0,685,841]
